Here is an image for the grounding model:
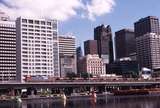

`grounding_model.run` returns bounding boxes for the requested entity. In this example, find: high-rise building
[58,35,77,77]
[0,12,16,81]
[76,46,83,59]
[115,29,136,60]
[136,33,160,69]
[135,16,160,70]
[79,54,105,76]
[135,16,160,37]
[76,46,83,74]
[94,24,114,64]
[16,17,59,82]
[84,40,97,55]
